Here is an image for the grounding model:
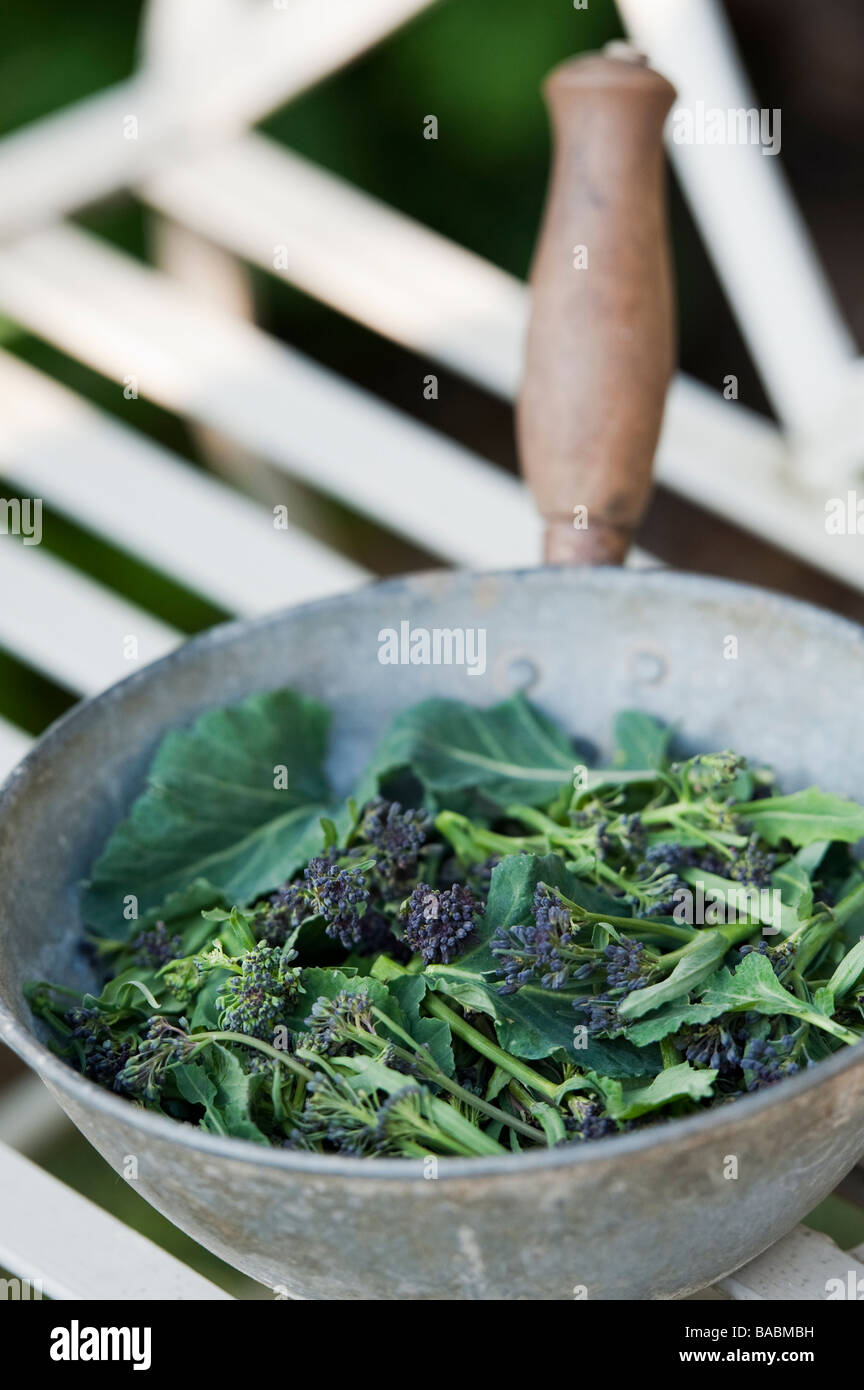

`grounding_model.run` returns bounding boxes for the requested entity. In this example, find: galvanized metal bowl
[2,566,864,1300]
